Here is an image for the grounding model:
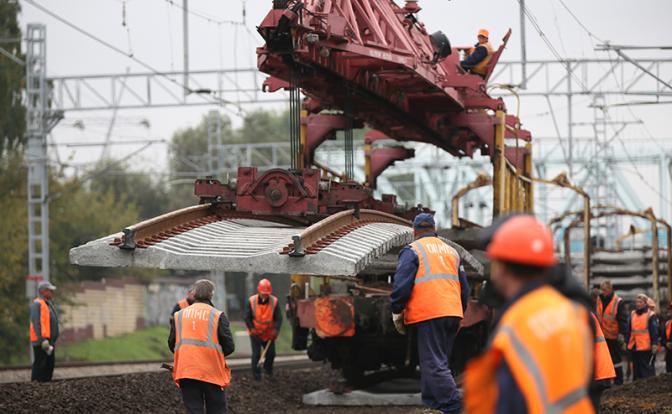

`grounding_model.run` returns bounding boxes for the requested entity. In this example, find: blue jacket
[390,233,470,315]
[460,43,489,69]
